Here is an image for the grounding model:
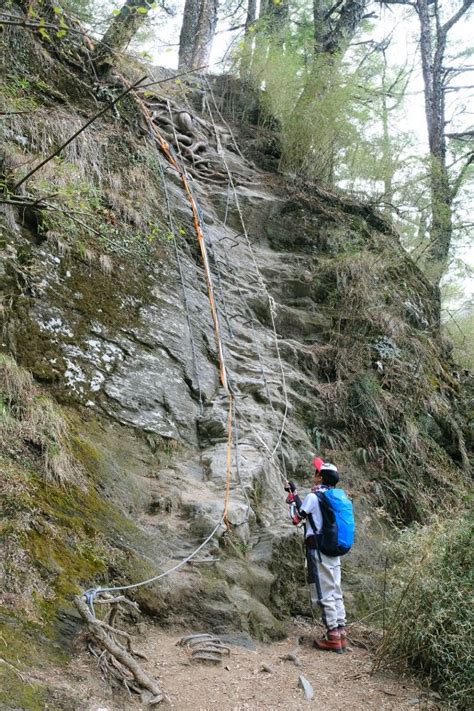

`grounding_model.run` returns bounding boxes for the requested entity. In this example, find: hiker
[285,457,354,654]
